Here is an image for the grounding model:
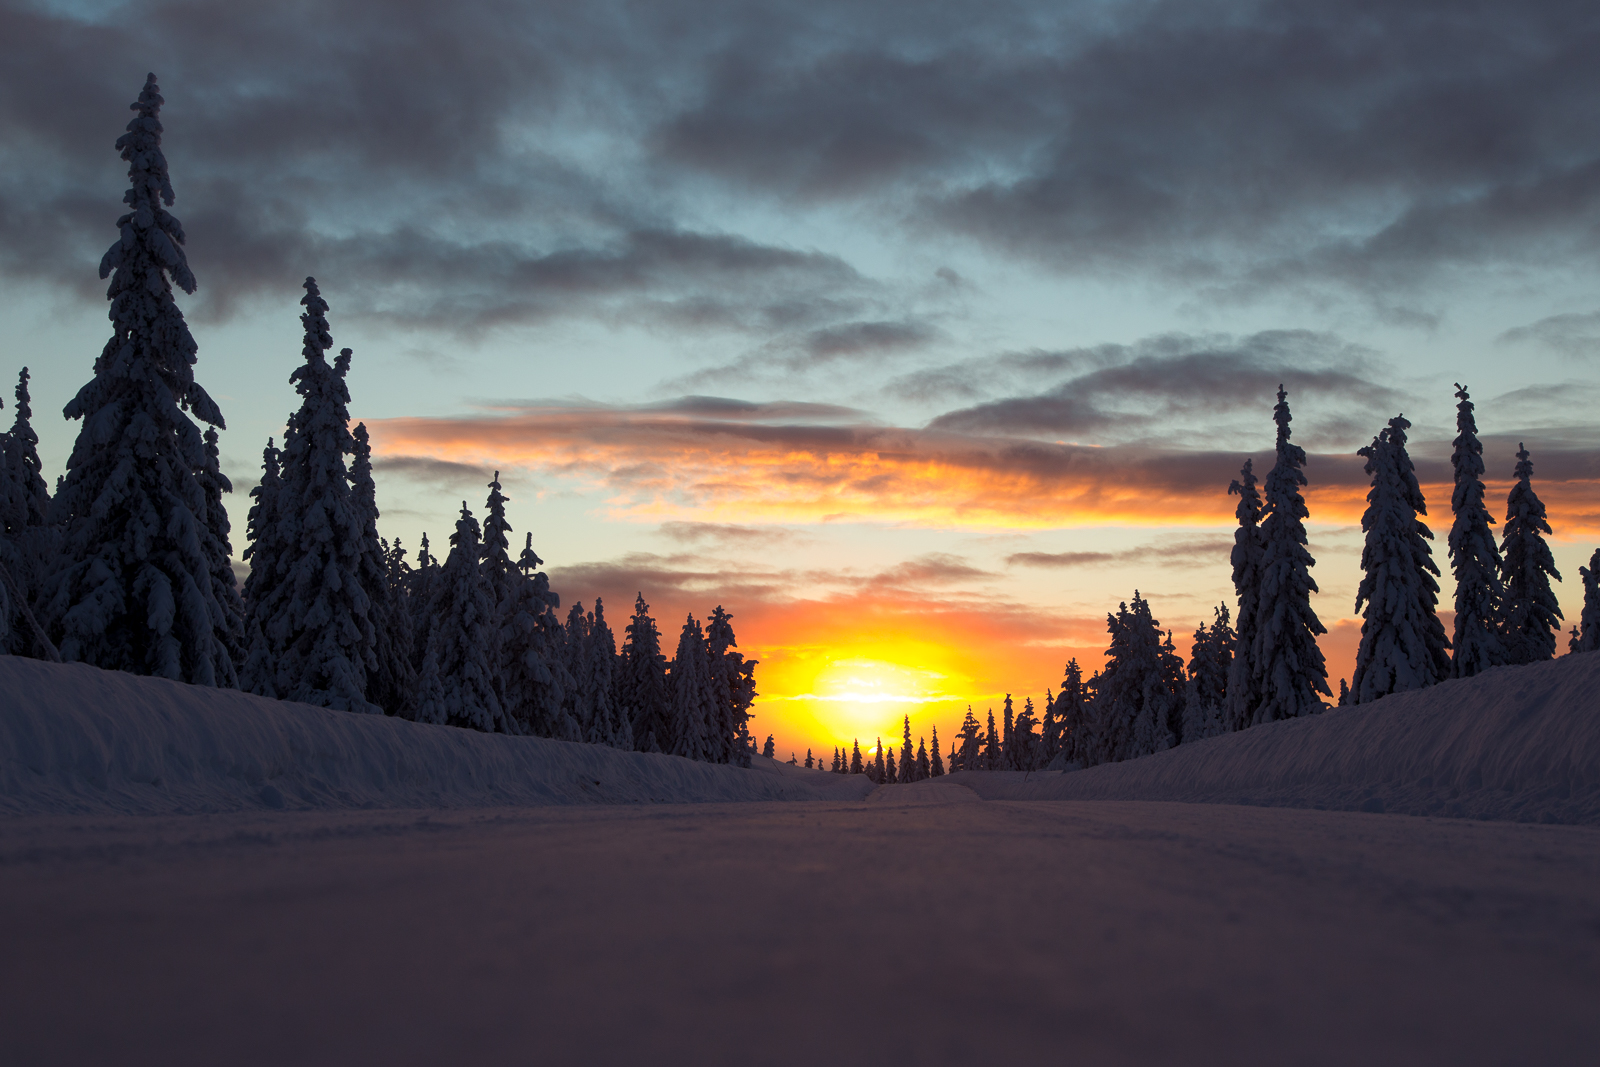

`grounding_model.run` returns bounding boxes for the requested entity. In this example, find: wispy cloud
[1007,536,1235,570]
[1497,311,1600,359]
[367,394,1600,533]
